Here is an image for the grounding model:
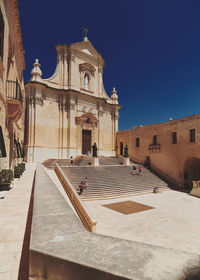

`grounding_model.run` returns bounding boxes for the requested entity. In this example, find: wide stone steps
[43,156,124,169]
[60,165,170,201]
